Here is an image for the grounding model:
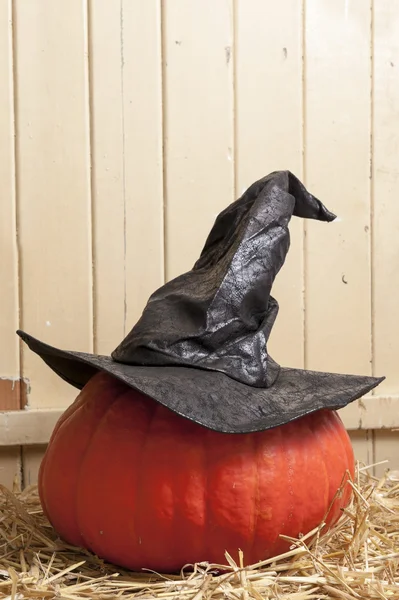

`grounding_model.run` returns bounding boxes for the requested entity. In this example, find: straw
[0,463,398,599]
